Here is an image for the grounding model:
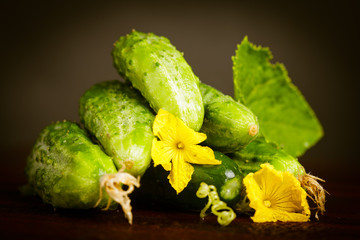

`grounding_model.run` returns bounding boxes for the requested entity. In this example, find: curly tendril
[196,182,236,226]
